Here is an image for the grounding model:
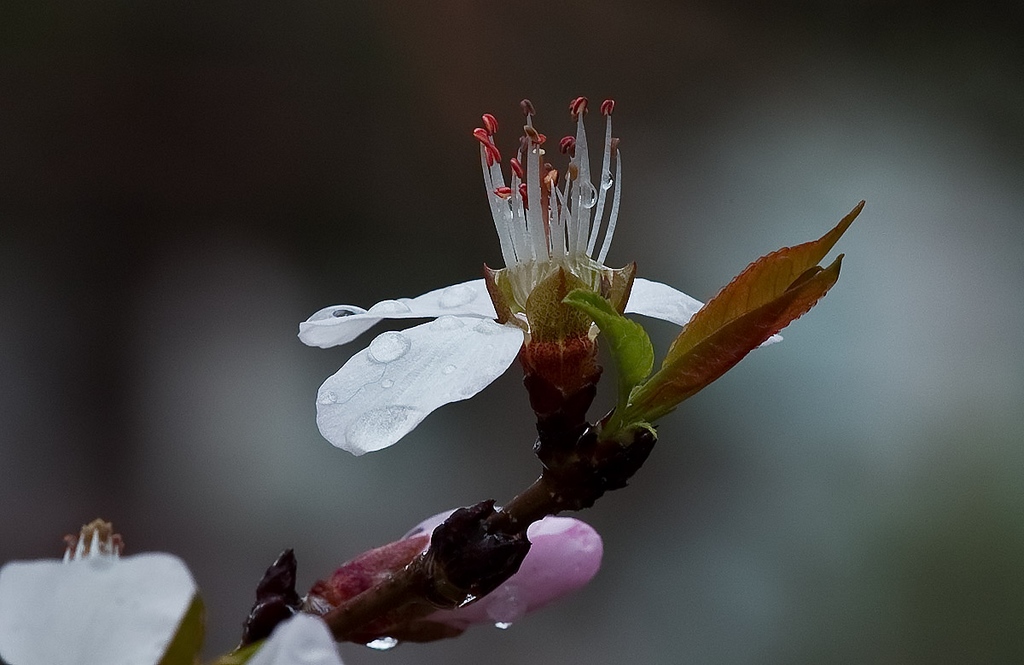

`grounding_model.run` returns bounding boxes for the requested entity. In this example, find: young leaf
[626,254,845,422]
[665,201,862,364]
[563,289,655,409]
